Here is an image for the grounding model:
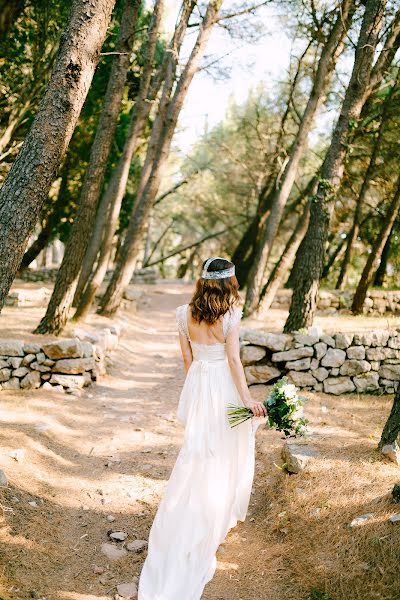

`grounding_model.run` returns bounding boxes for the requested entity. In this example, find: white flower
[282,383,297,401]
[292,407,304,420]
